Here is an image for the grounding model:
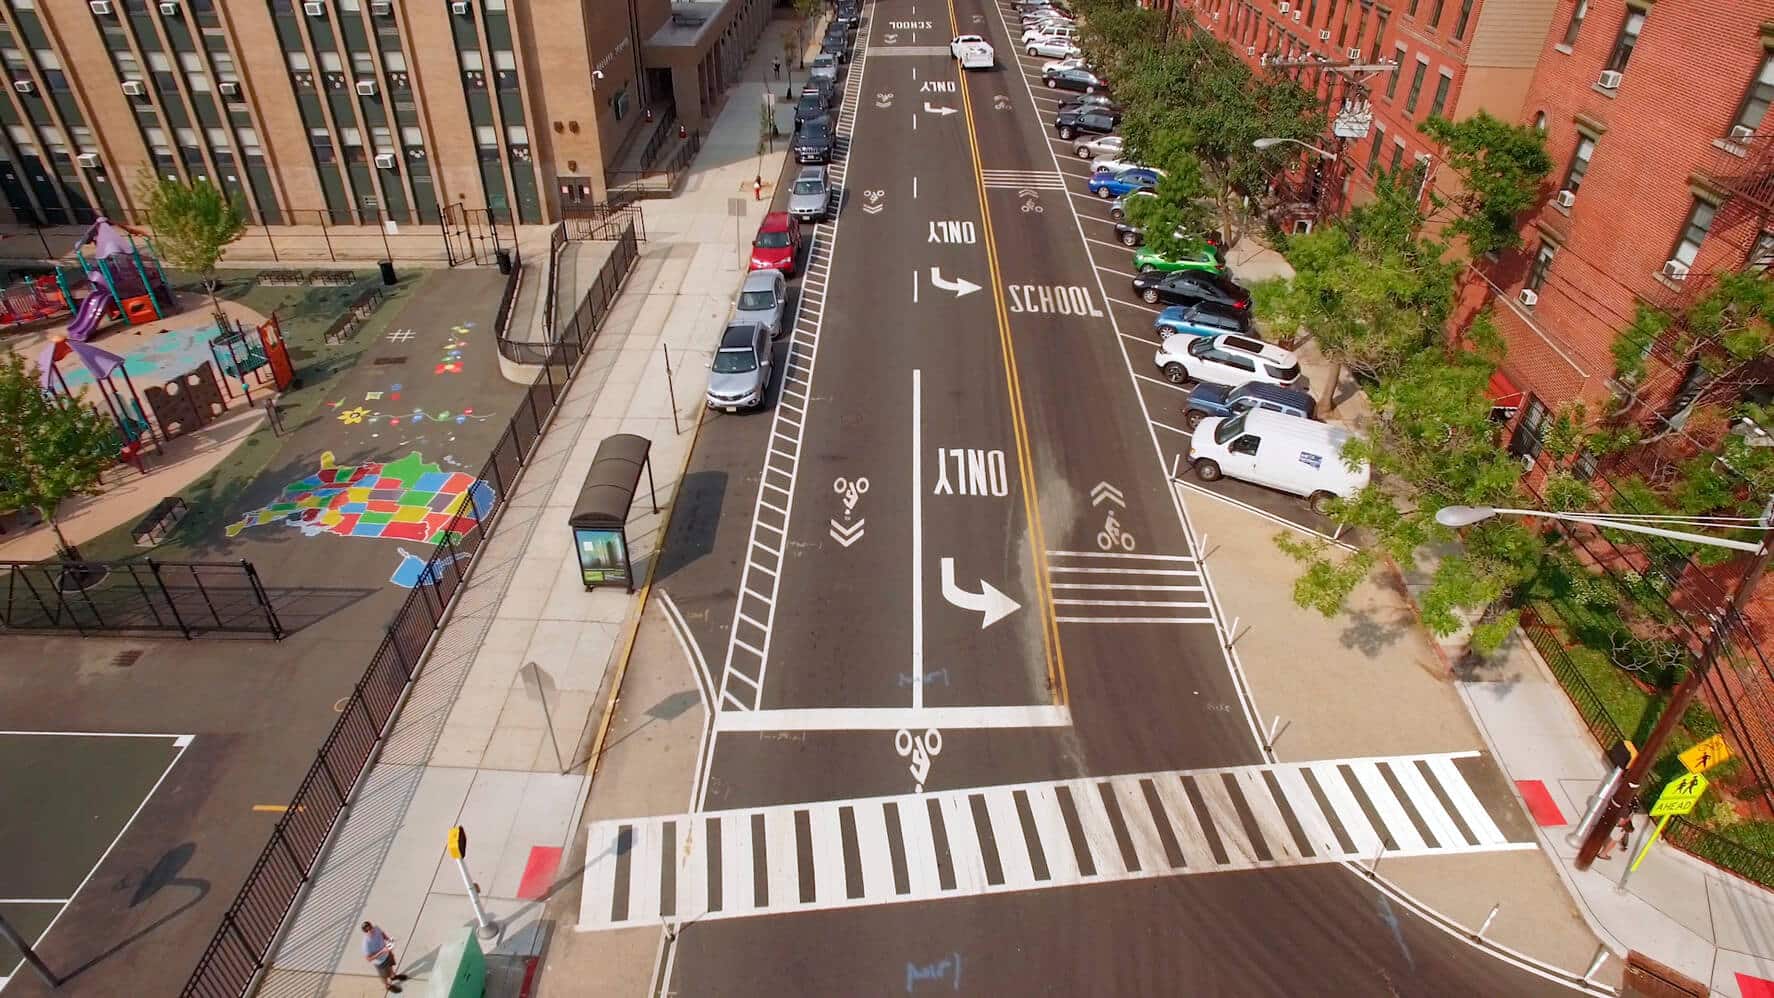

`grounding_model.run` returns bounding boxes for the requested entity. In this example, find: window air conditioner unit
[1319,30,1331,41]
[303,1,325,16]
[218,80,239,96]
[1518,288,1538,307]
[1555,189,1575,208]
[1730,124,1755,143]
[356,80,377,96]
[371,0,392,13]
[451,0,471,14]
[1521,452,1538,472]
[159,1,179,14]
[120,80,145,96]
[1662,259,1689,281]
[1246,45,1256,55]
[1278,2,1290,11]
[1293,10,1302,21]
[374,152,396,169]
[88,0,112,13]
[77,152,98,167]
[1347,48,1361,60]
[1597,70,1622,89]
[11,80,31,94]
